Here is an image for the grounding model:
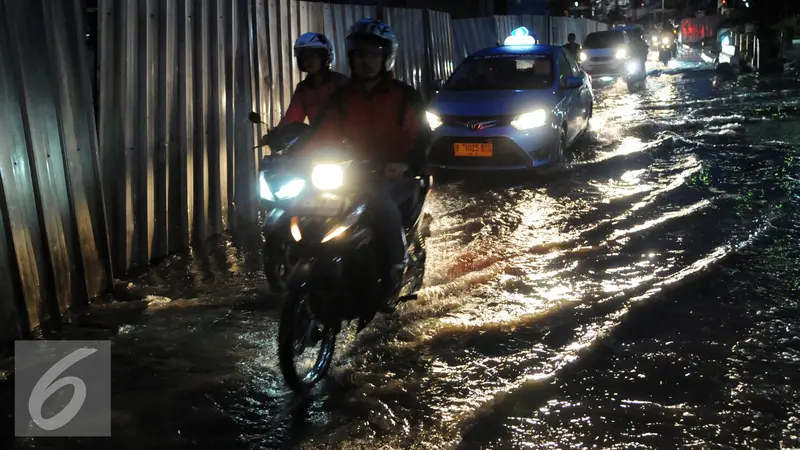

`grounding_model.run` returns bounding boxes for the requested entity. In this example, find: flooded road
[4,63,800,449]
